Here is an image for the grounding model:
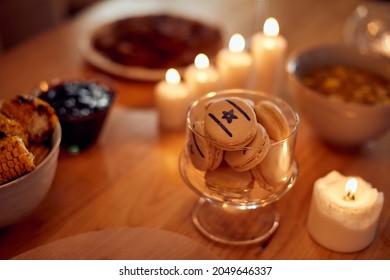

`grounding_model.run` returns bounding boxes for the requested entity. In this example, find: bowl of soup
[286,44,390,147]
